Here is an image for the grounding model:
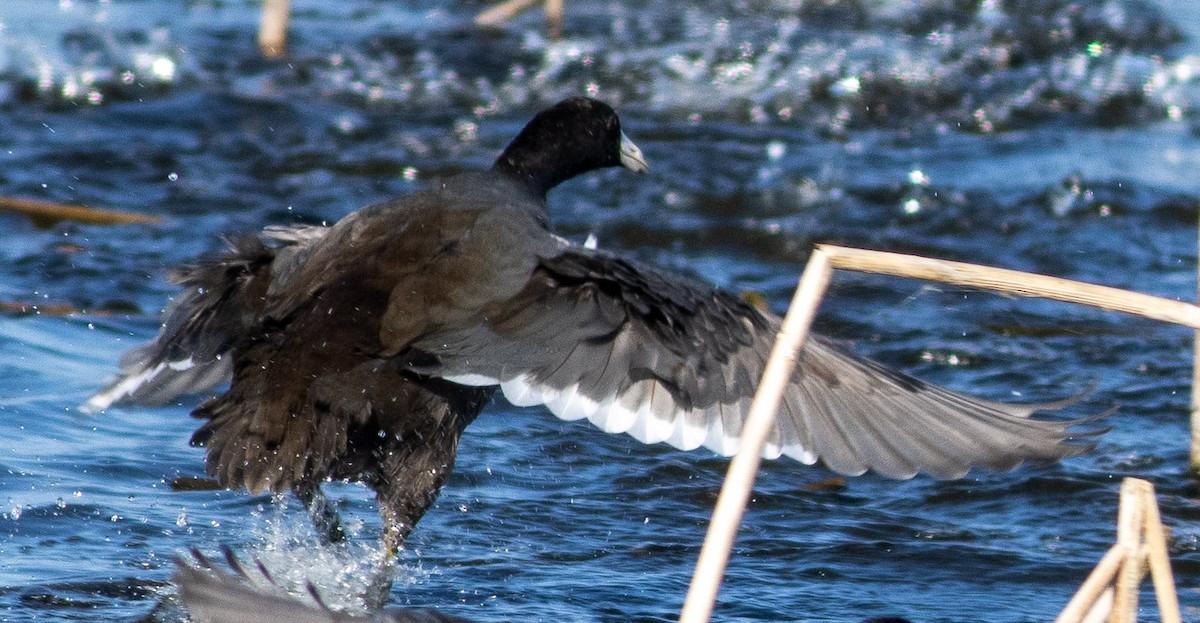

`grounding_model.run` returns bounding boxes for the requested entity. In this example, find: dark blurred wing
[174,552,474,623]
[413,246,1098,479]
[80,225,326,413]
